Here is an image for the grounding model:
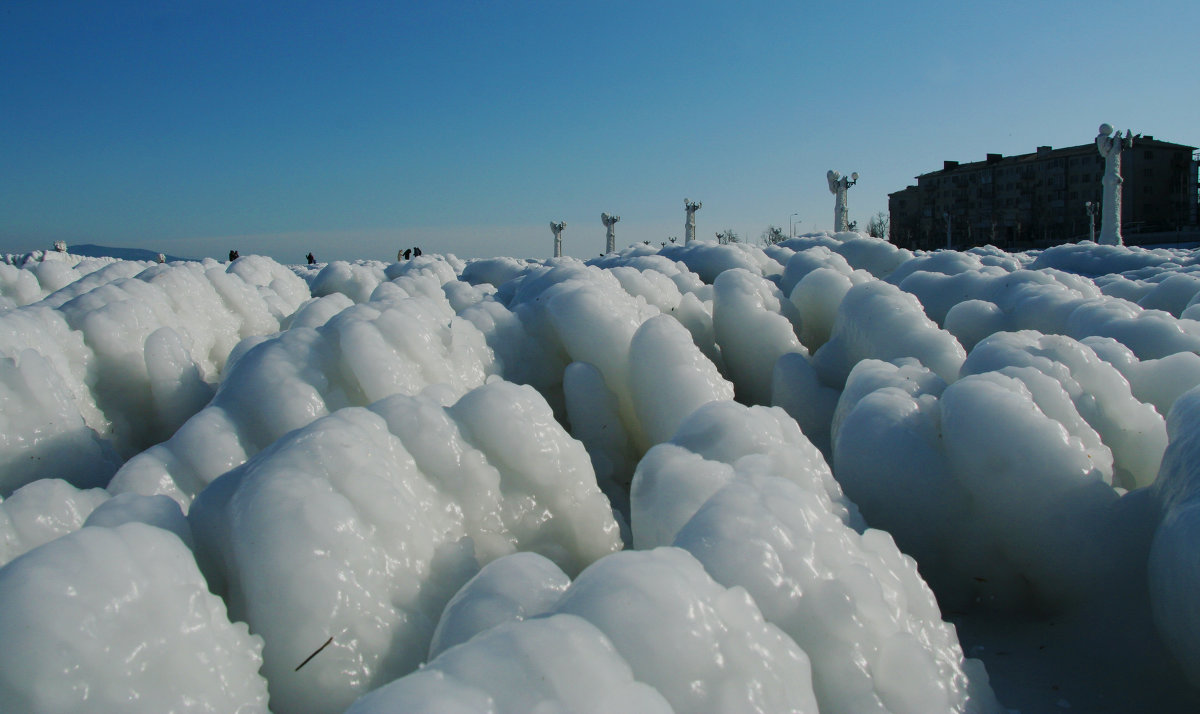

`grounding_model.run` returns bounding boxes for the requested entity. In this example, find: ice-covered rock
[0,523,267,713]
